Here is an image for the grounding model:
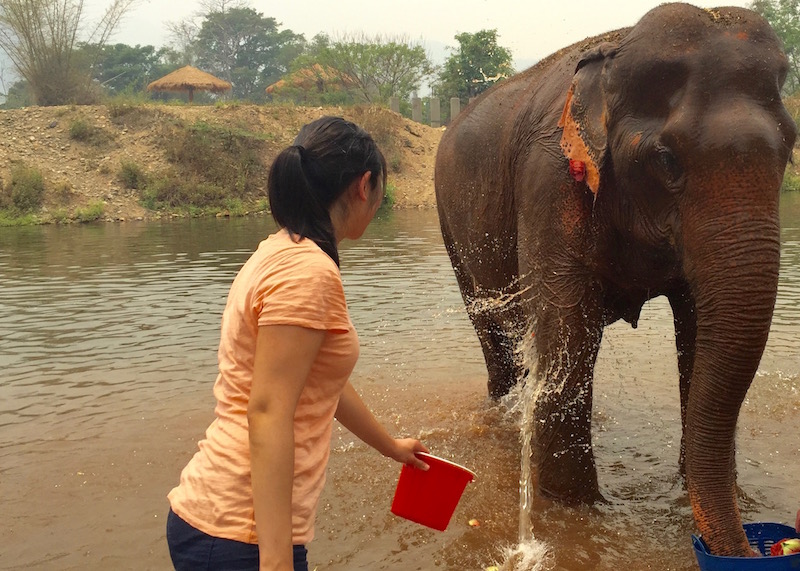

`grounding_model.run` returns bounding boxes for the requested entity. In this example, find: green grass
[0,210,38,226]
[73,201,105,222]
[782,168,800,192]
[381,182,396,210]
